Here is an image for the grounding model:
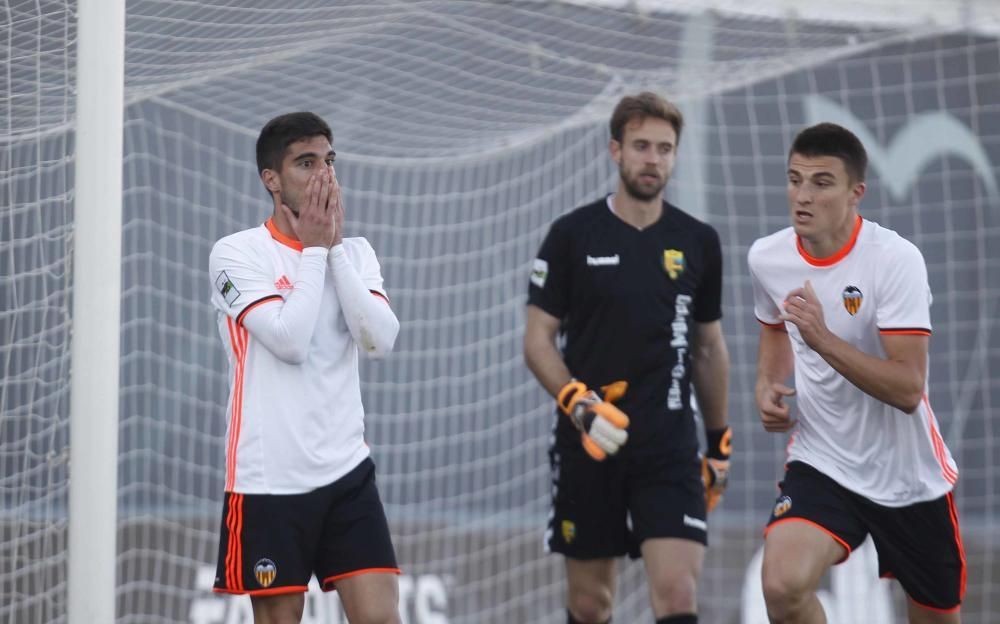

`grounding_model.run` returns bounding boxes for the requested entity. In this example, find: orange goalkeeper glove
[702,426,732,513]
[557,380,630,461]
